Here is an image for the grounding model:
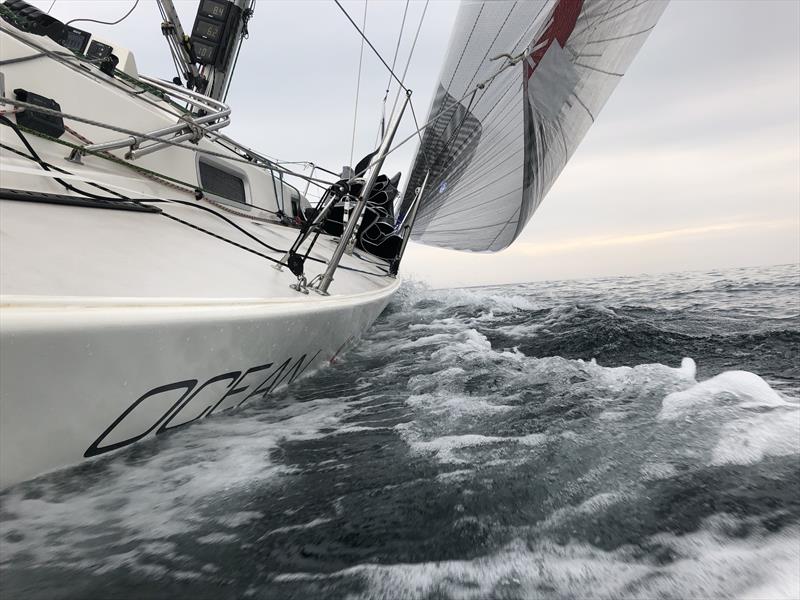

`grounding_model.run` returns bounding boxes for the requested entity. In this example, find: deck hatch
[198,159,246,204]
